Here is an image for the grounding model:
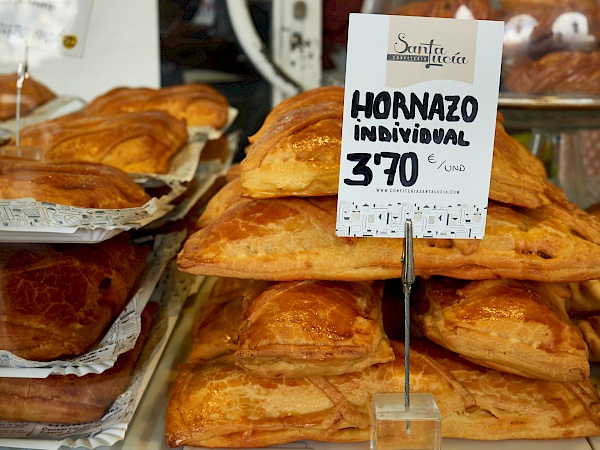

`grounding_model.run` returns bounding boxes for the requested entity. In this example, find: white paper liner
[0,195,174,244]
[0,231,186,378]
[130,137,206,187]
[0,96,88,142]
[0,259,202,448]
